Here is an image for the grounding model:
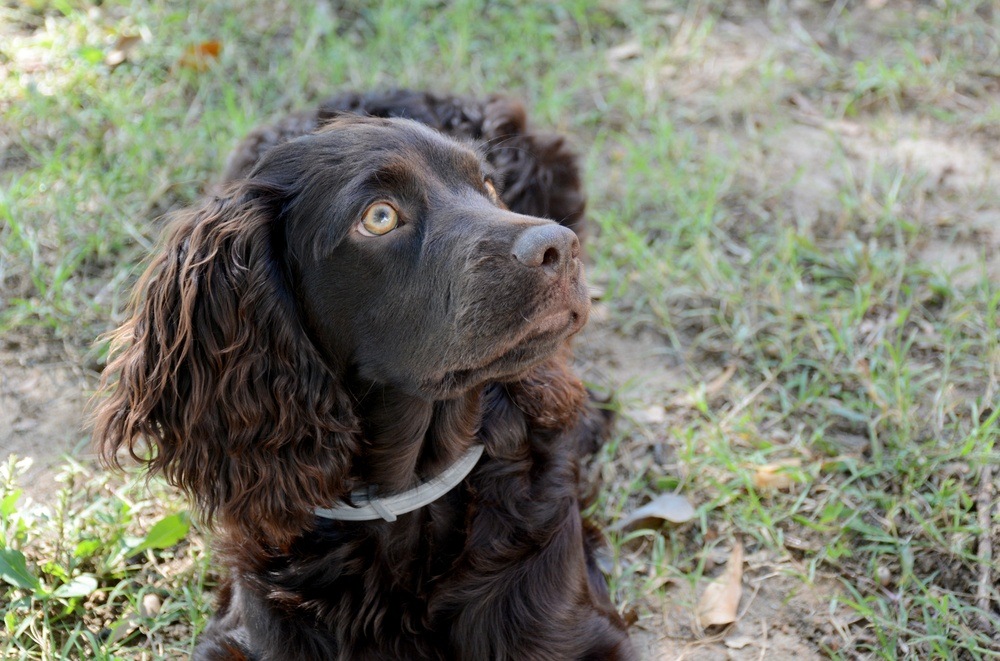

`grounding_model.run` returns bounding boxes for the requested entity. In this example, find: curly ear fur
[93,185,358,548]
[480,97,587,238]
